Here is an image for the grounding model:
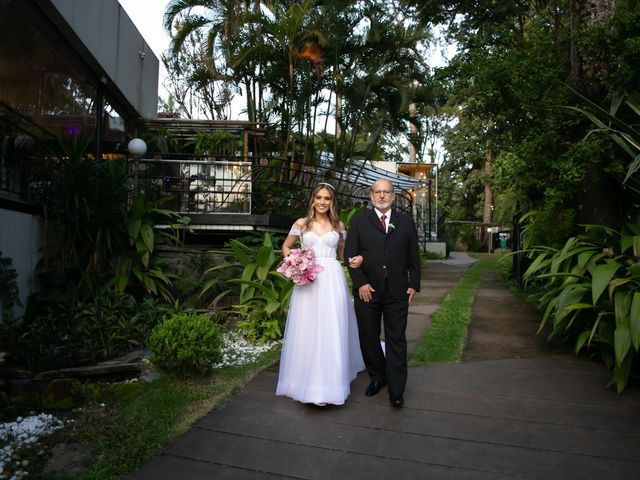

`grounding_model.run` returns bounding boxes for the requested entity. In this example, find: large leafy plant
[206,233,293,342]
[7,290,167,370]
[110,195,185,301]
[568,91,640,193]
[523,224,640,392]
